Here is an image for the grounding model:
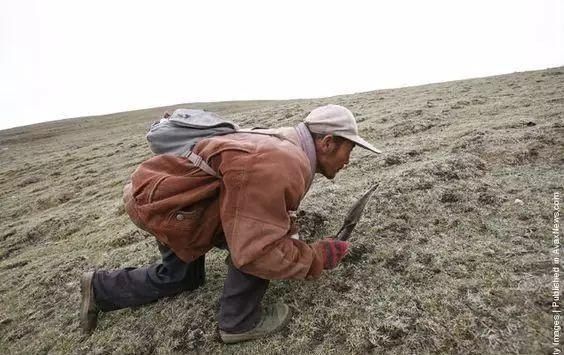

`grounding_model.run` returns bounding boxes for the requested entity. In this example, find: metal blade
[336,183,379,241]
